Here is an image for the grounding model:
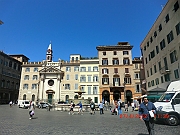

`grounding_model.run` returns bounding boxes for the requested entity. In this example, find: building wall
[140,0,180,91]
